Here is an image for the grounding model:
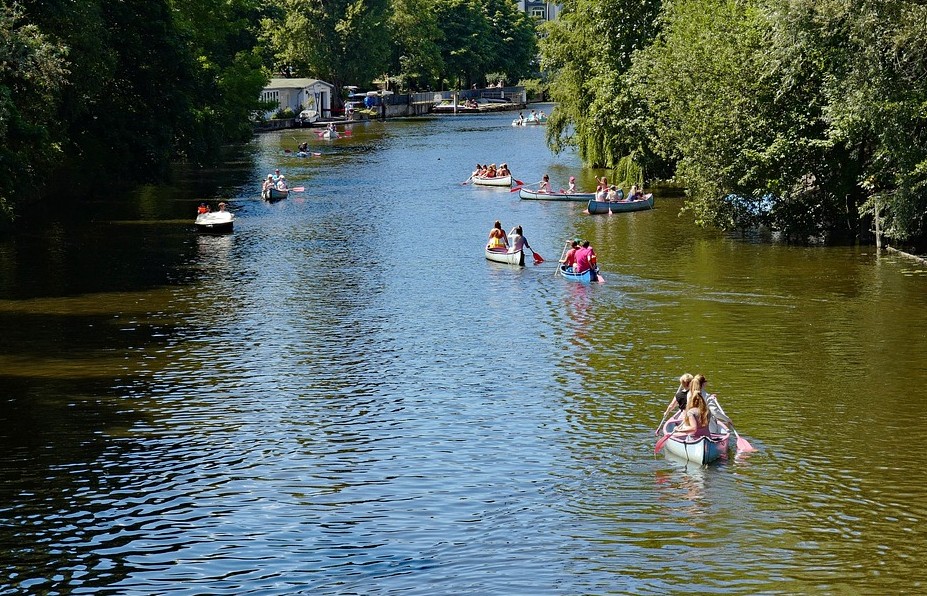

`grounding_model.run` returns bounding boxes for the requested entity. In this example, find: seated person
[538,174,552,194]
[276,176,288,191]
[560,240,579,272]
[487,221,508,249]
